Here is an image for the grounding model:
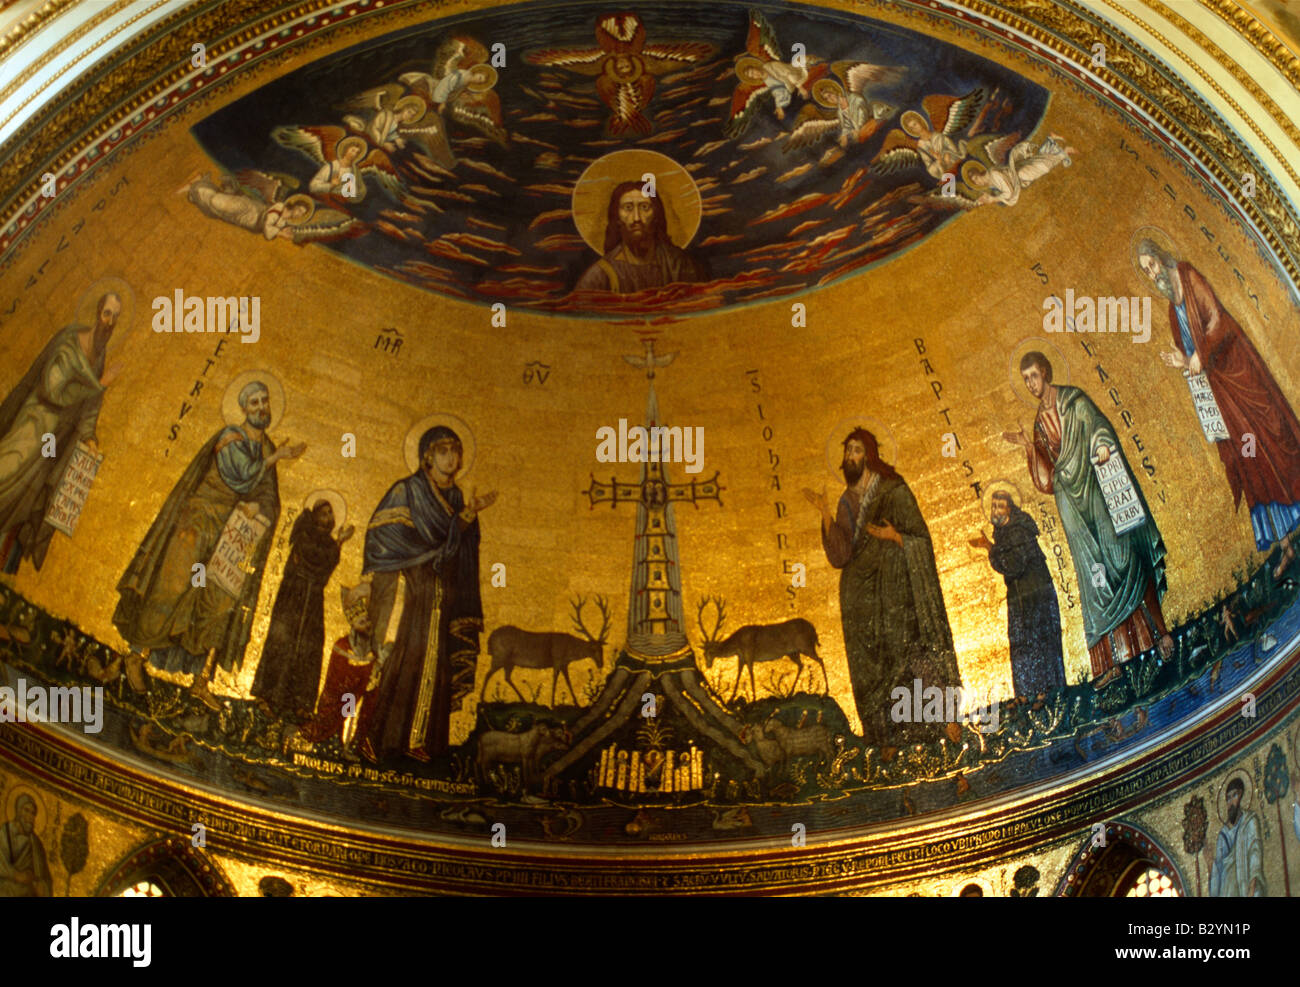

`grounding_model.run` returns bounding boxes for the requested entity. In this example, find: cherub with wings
[909,133,1075,211]
[524,11,715,136]
[783,60,903,163]
[869,88,990,182]
[181,170,364,244]
[272,124,406,203]
[962,133,1076,207]
[399,34,508,147]
[335,84,458,174]
[726,8,829,138]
